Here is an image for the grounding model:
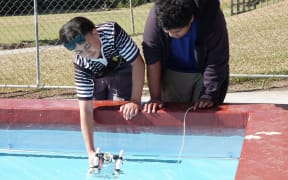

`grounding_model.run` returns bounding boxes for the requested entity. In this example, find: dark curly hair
[59,16,95,44]
[155,0,196,30]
